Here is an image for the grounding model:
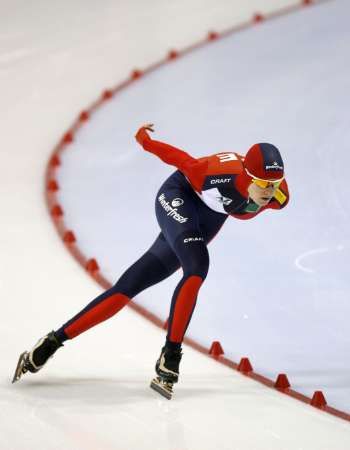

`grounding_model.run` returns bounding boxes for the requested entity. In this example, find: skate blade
[12,352,28,384]
[150,377,173,400]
